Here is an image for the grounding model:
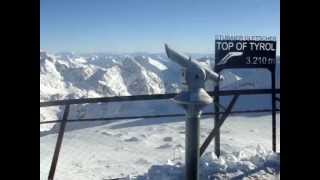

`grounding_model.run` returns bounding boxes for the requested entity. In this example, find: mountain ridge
[40,50,280,132]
